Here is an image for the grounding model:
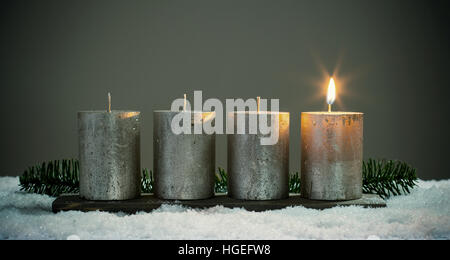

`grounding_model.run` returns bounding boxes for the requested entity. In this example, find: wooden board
[52,193,386,214]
